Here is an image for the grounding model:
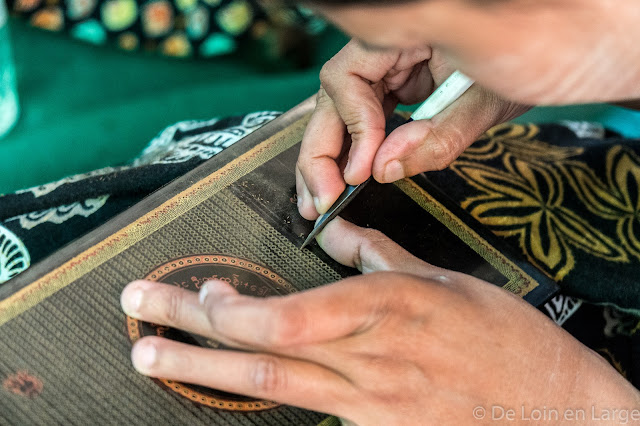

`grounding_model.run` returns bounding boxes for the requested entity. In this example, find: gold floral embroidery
[450,157,627,281]
[461,123,584,162]
[560,145,640,260]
